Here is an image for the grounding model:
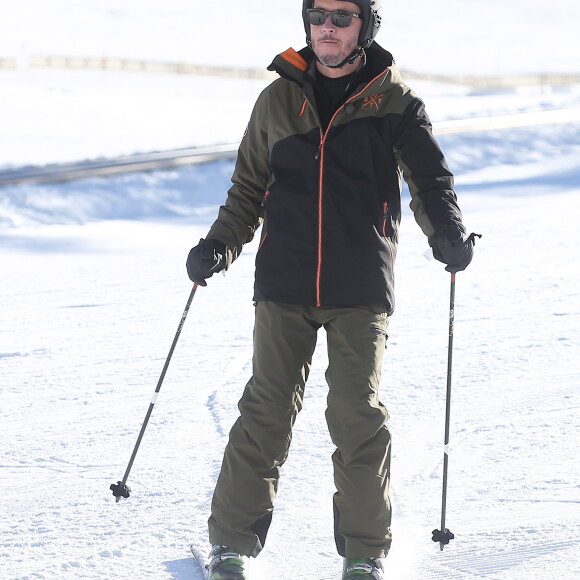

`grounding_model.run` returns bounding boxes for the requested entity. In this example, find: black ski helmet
[302,0,383,49]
